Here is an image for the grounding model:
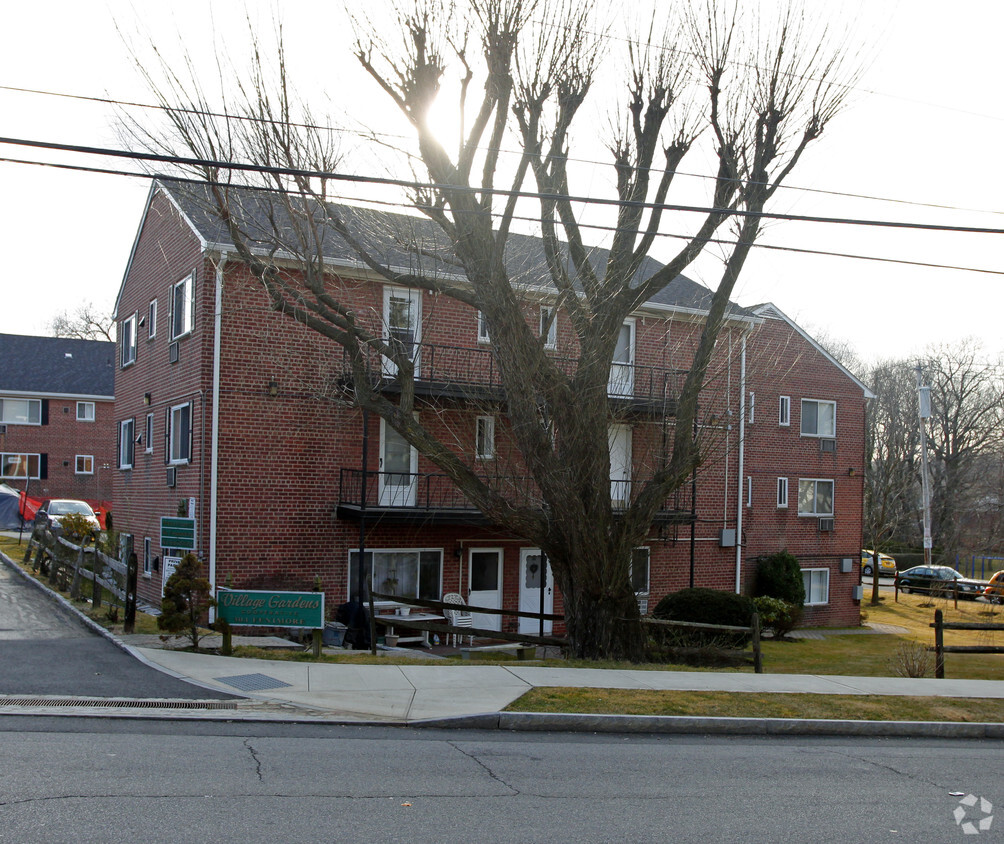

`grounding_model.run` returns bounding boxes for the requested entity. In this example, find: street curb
[412,711,1004,739]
